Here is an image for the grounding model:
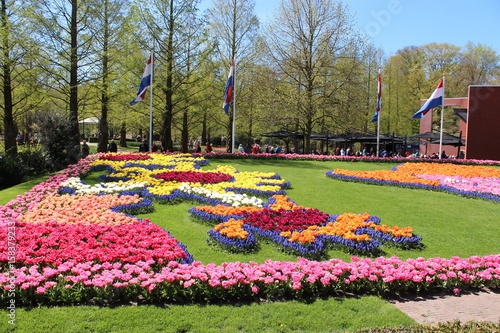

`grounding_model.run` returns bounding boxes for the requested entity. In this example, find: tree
[1,0,41,155]
[27,0,99,164]
[384,46,426,134]
[137,0,208,152]
[88,0,133,152]
[459,42,499,87]
[264,0,363,153]
[0,0,17,155]
[34,111,73,171]
[208,0,259,152]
